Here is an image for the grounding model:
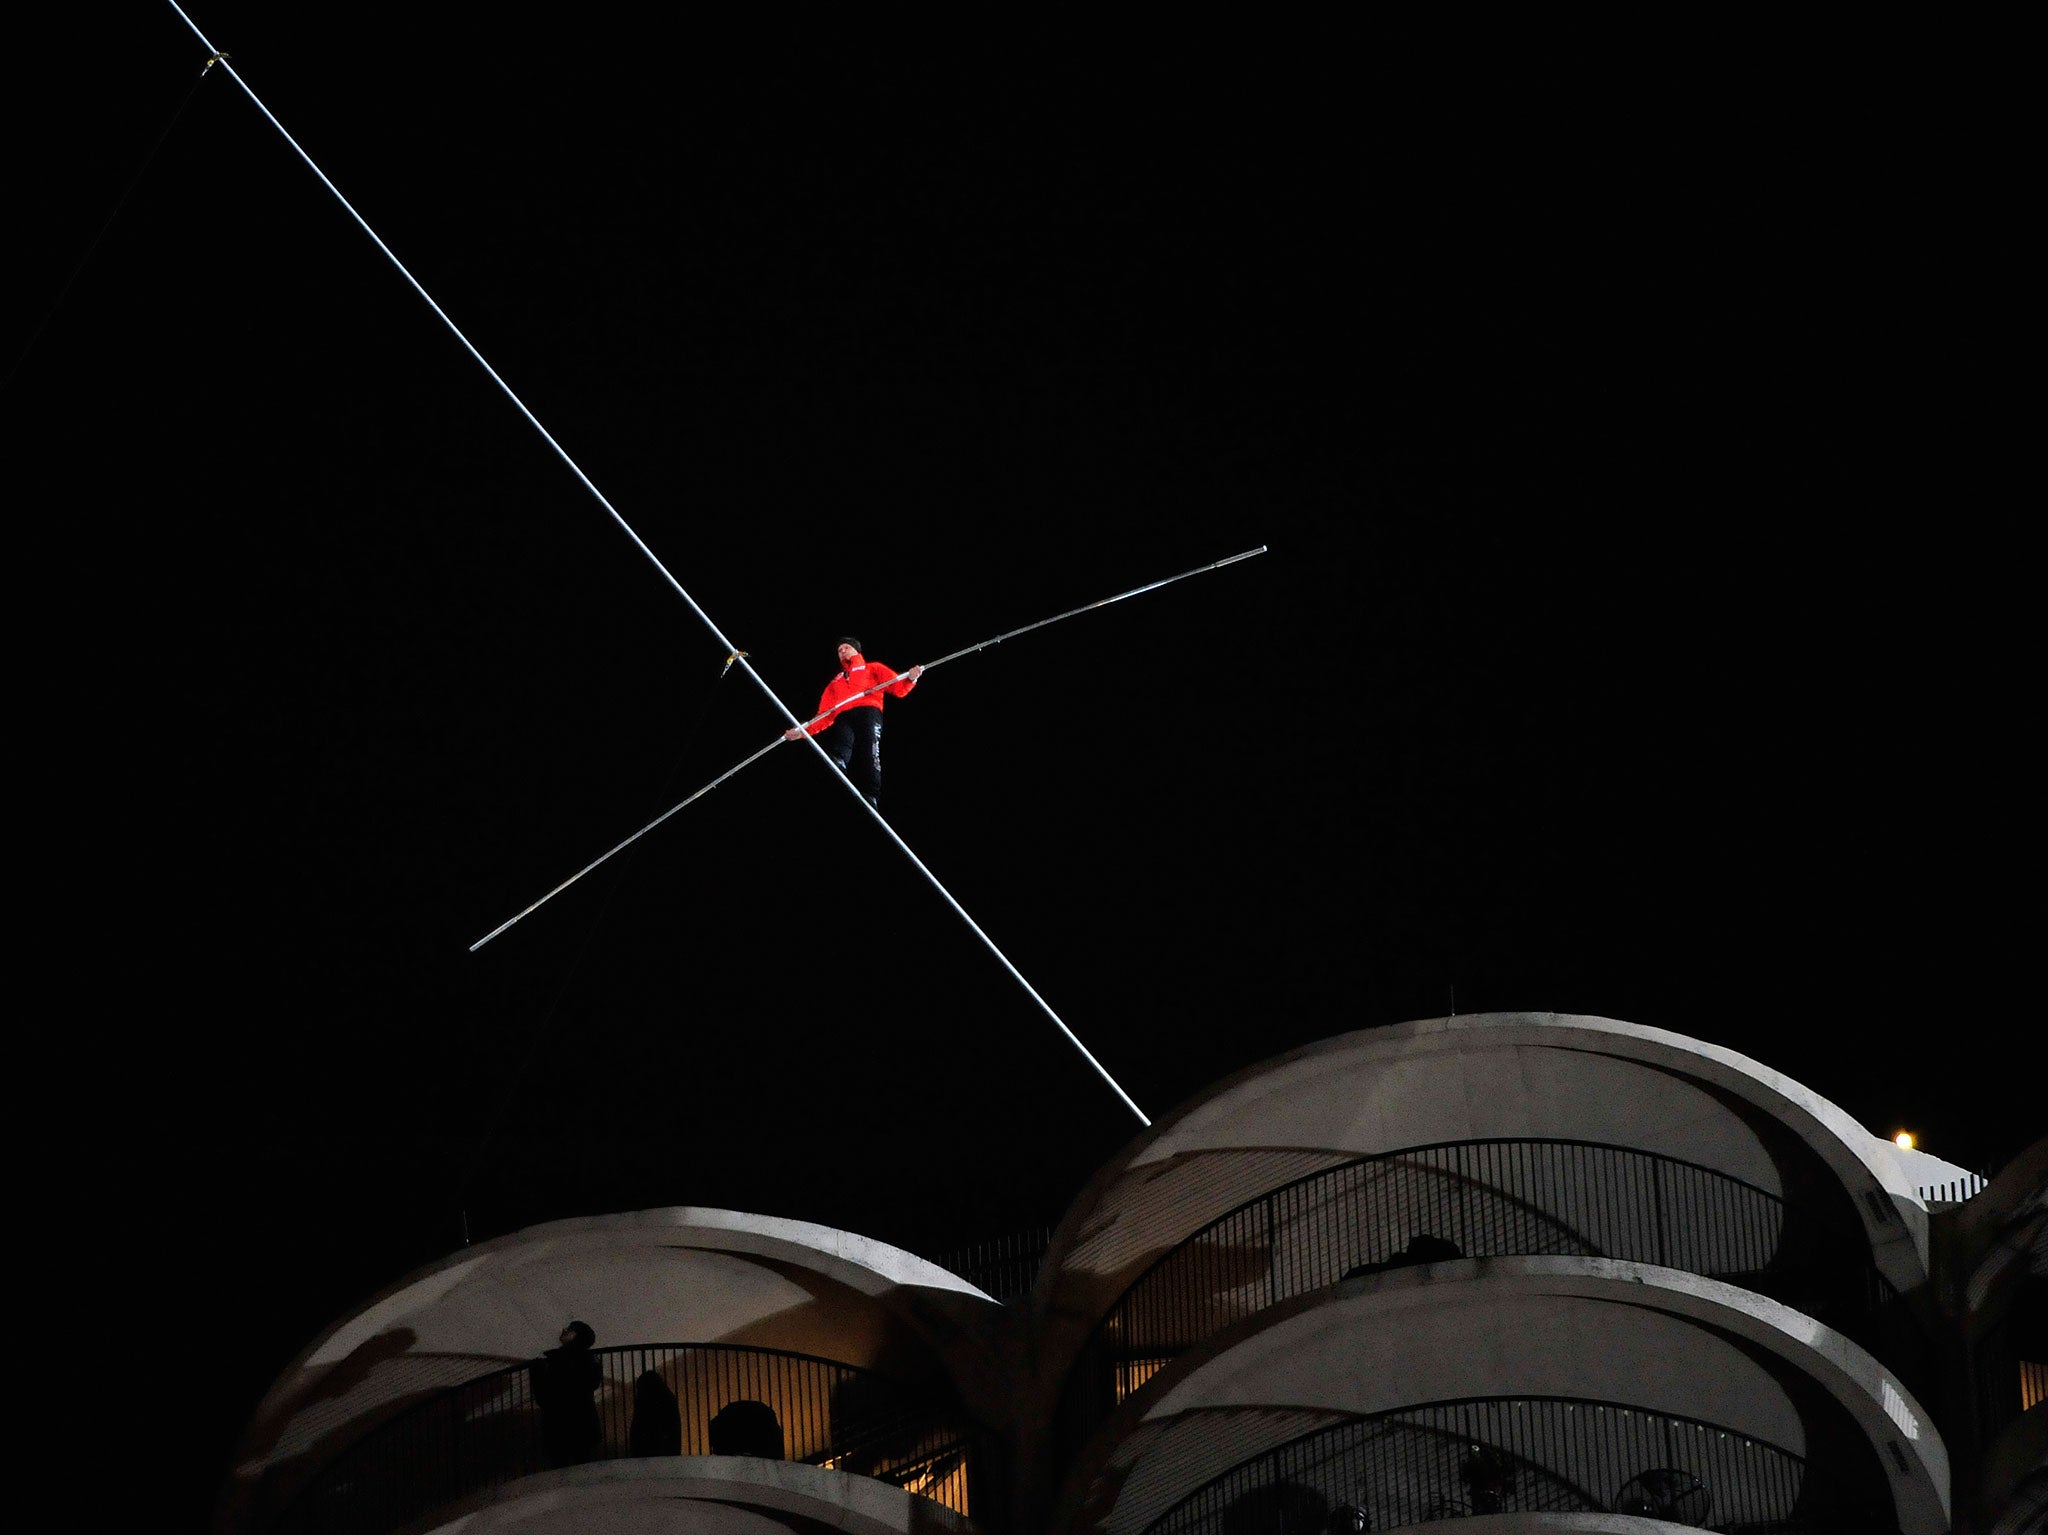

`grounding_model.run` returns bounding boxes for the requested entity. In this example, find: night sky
[22,10,2036,1524]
